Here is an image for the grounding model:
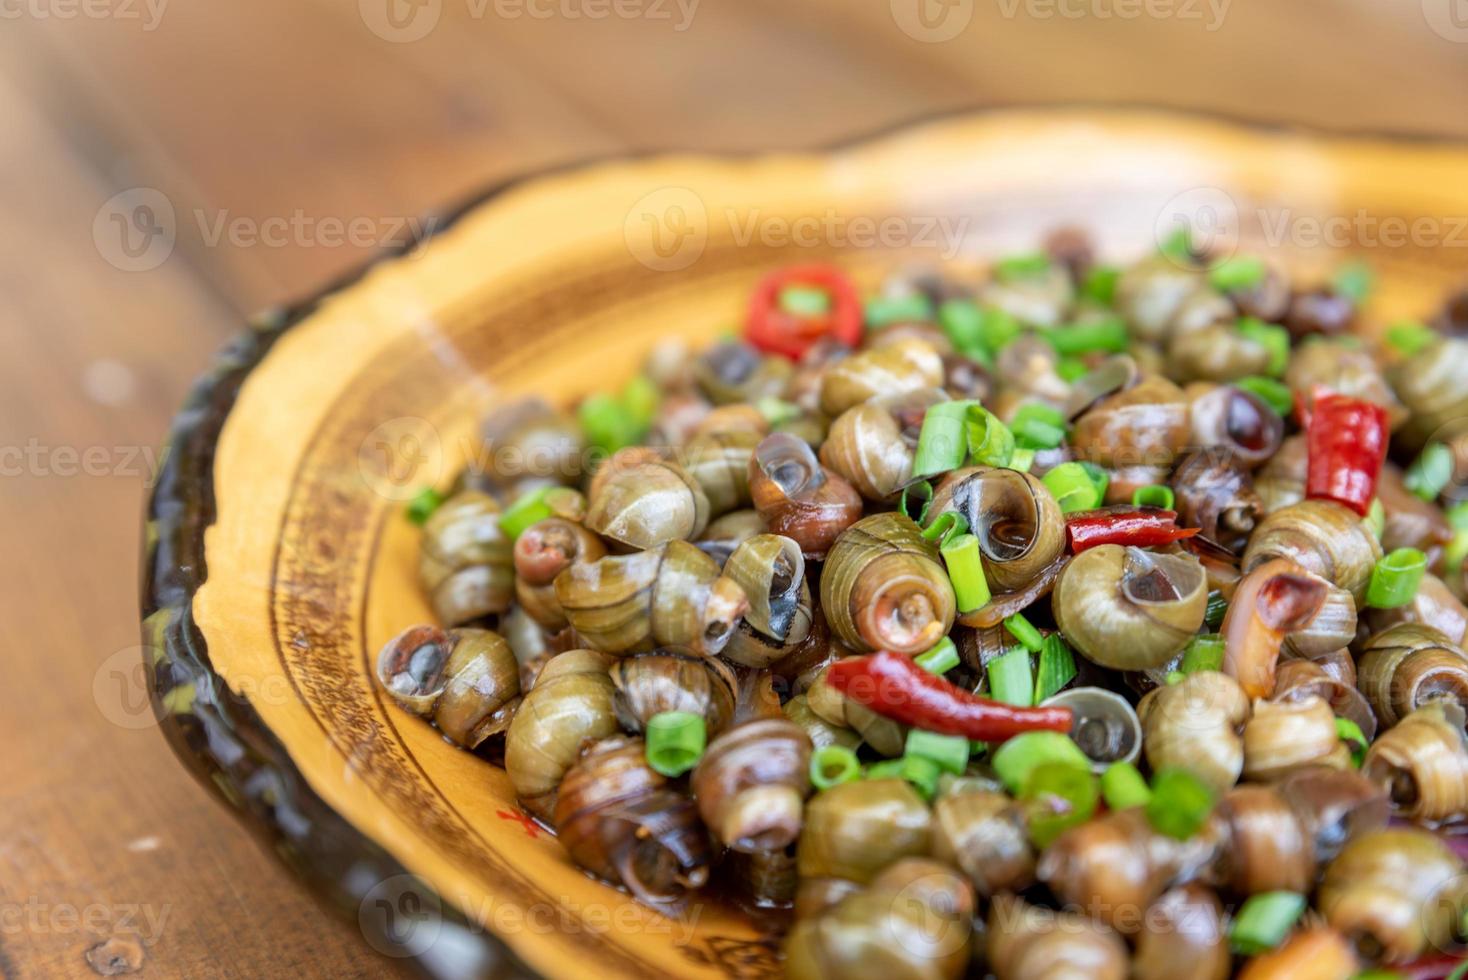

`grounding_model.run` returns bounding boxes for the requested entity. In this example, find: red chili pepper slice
[824,651,1073,743]
[1305,389,1389,517]
[1065,505,1200,553]
[745,264,862,360]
